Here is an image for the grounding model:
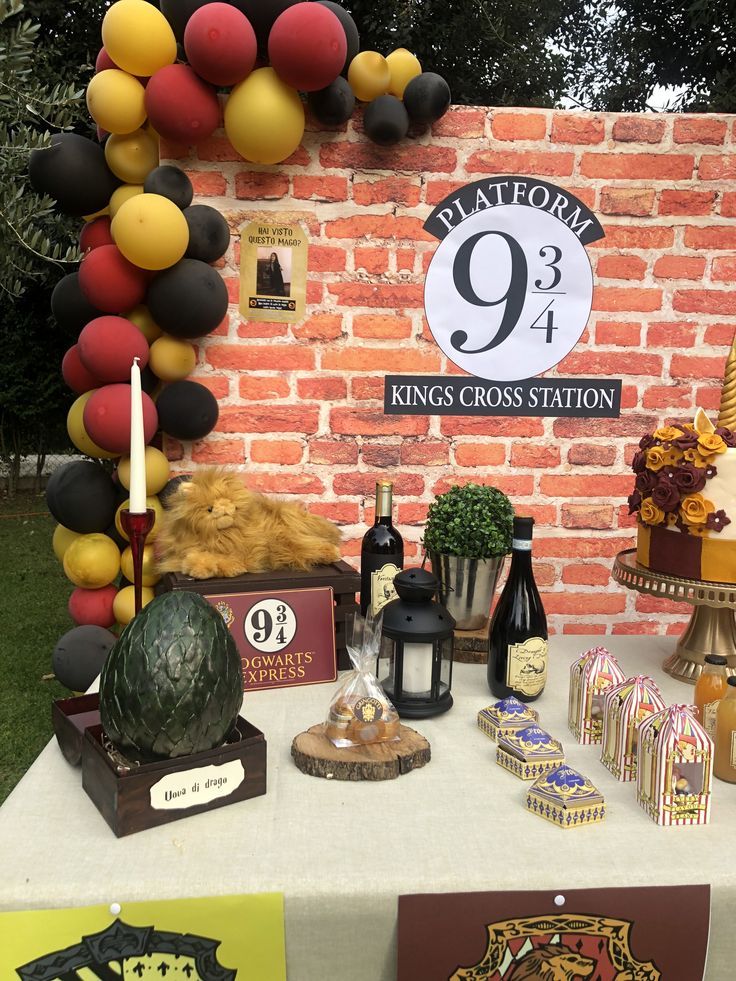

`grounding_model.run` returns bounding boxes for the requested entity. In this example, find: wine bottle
[360,480,404,617]
[487,515,548,702]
